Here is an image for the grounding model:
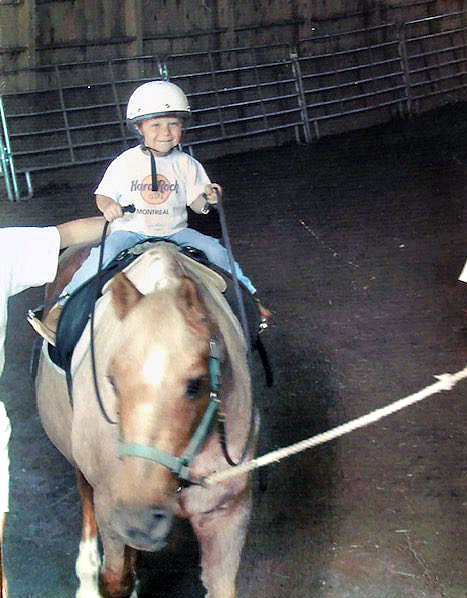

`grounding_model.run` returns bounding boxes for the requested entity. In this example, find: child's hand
[102,200,123,222]
[204,183,222,205]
